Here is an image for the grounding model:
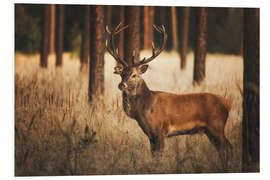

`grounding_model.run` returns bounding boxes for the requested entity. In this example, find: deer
[105,23,232,169]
